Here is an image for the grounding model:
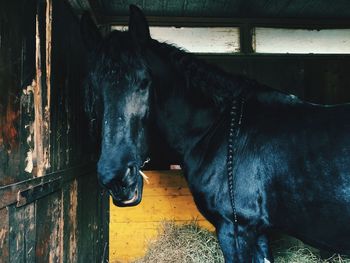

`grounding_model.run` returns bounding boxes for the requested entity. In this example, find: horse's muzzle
[109,166,144,207]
